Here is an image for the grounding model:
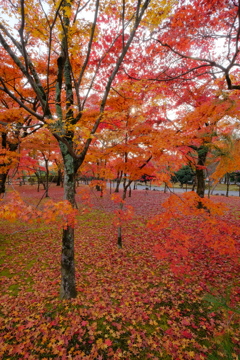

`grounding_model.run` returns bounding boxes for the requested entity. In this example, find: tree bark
[0,132,19,194]
[196,146,208,198]
[0,173,8,194]
[226,173,230,197]
[60,225,77,299]
[114,171,123,192]
[60,146,77,299]
[56,169,62,186]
